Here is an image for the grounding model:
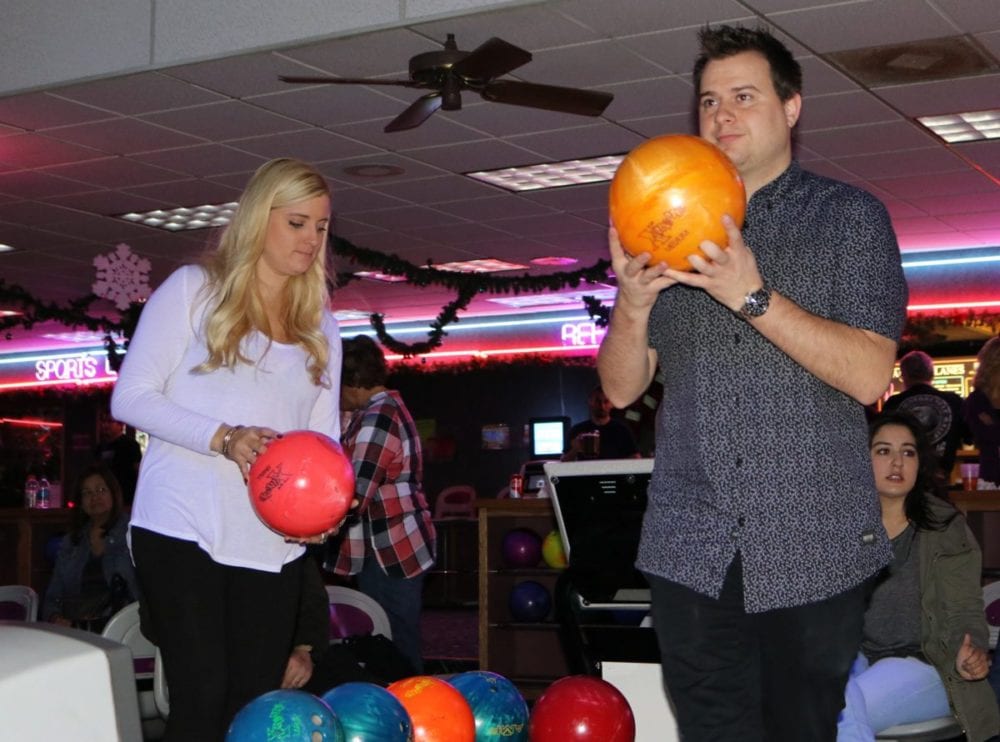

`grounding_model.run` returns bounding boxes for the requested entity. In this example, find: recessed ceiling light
[0,243,14,252]
[118,202,239,231]
[530,256,579,267]
[342,164,406,178]
[917,109,1000,143]
[354,271,408,283]
[467,154,624,192]
[0,309,23,317]
[428,258,527,273]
